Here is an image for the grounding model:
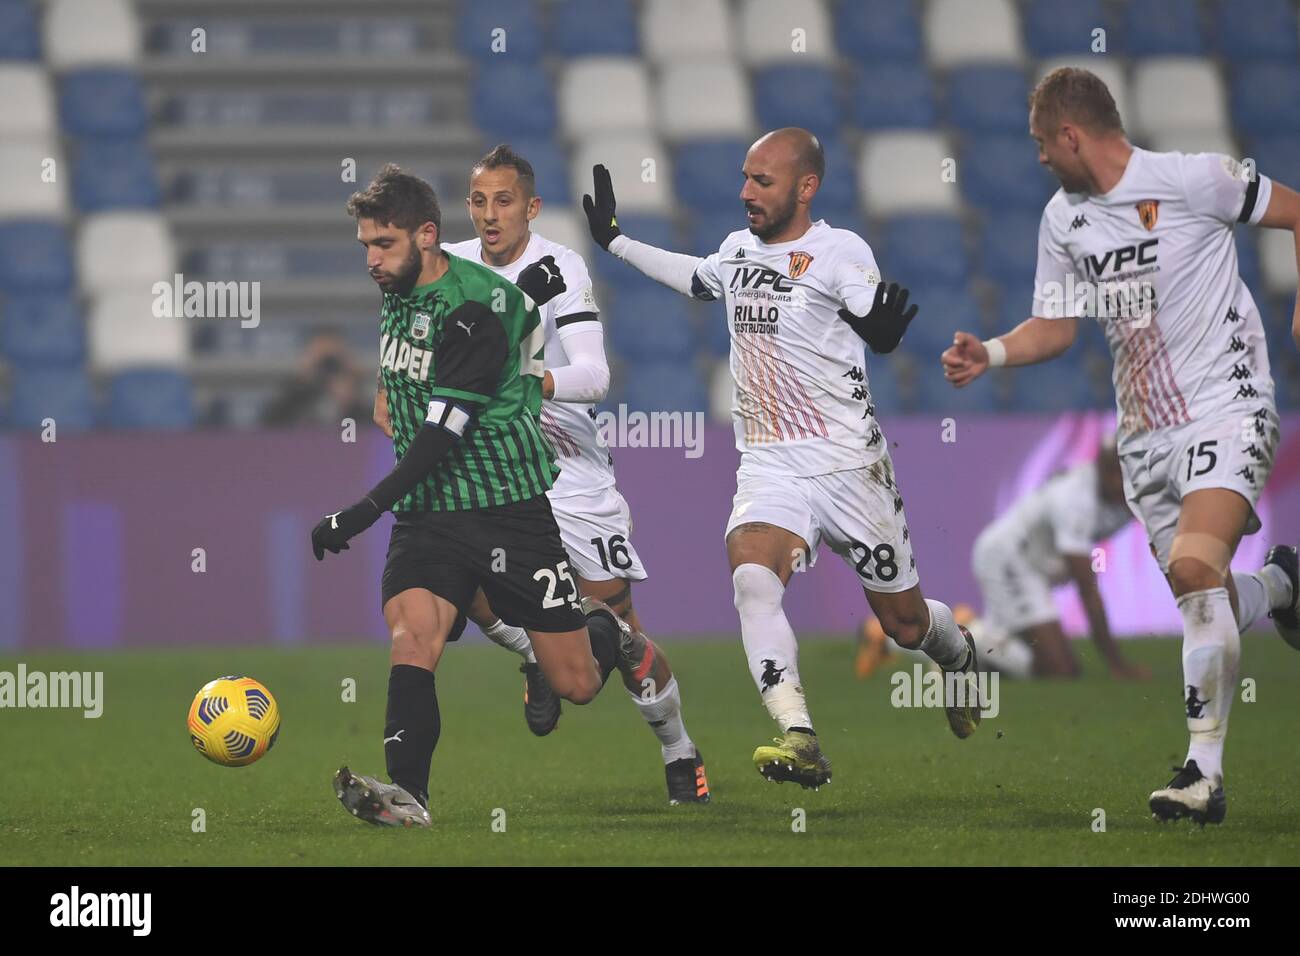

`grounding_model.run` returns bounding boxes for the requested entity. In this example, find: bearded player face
[357,217,431,298]
[739,143,804,242]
